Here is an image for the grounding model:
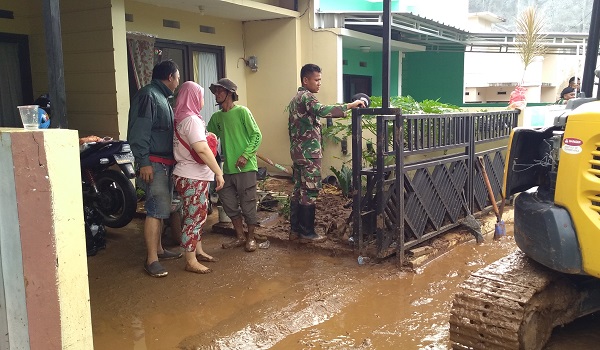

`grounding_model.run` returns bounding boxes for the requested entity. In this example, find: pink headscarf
[174,81,204,124]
